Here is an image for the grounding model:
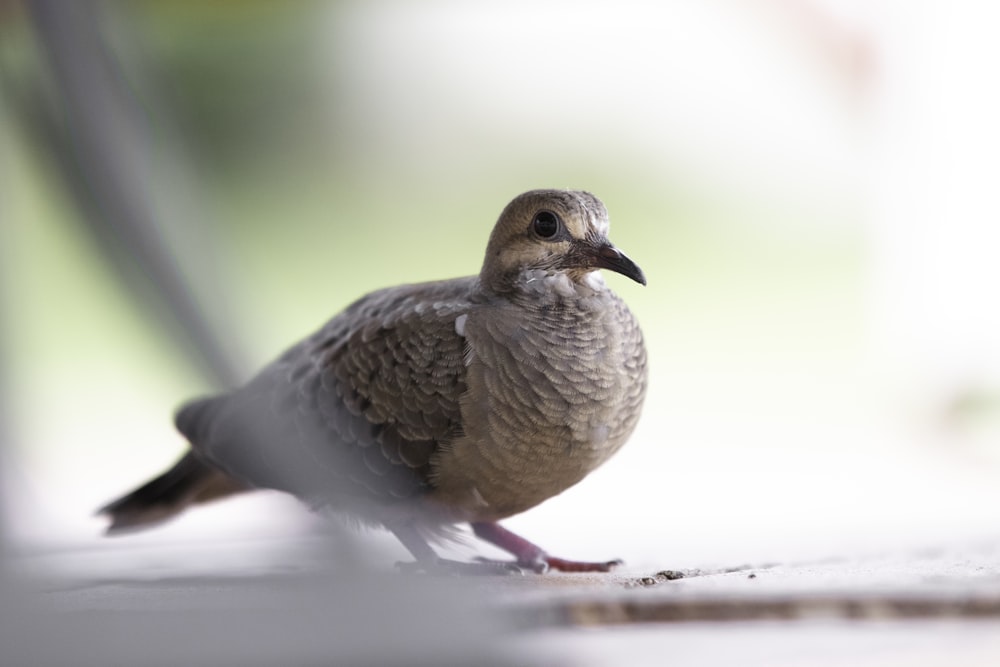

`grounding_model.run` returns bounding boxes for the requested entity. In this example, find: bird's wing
[180,277,478,508]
